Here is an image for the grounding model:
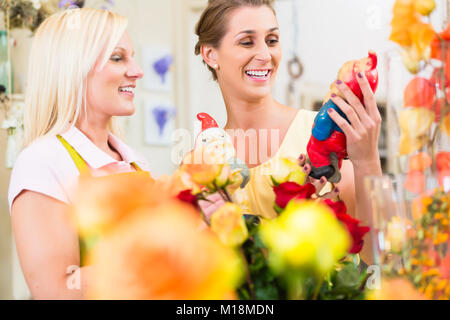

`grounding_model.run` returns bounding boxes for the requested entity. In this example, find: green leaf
[270,176,280,187]
[274,204,284,215]
[335,263,361,289]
